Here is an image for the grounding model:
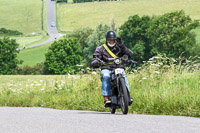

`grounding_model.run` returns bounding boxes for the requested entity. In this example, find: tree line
[0,10,199,74]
